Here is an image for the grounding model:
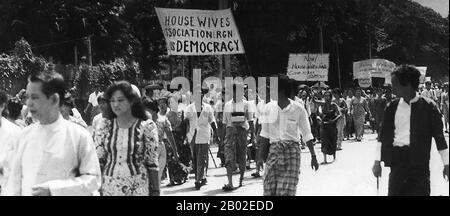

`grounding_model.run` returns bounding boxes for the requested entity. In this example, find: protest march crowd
[0,65,448,196]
